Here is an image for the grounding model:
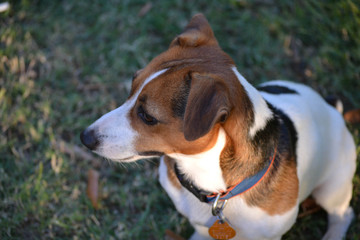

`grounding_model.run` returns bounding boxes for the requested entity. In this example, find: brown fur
[219,108,299,215]
[242,152,299,215]
[256,159,299,215]
[164,156,181,190]
[219,141,299,215]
